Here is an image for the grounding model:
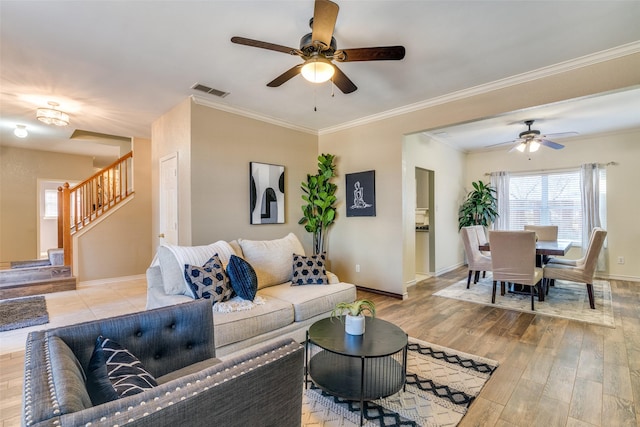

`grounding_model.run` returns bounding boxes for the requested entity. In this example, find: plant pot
[345,314,365,335]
